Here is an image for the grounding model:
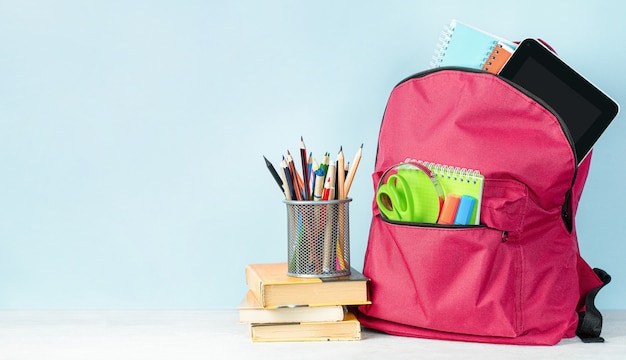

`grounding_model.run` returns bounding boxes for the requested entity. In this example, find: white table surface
[0,310,624,359]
